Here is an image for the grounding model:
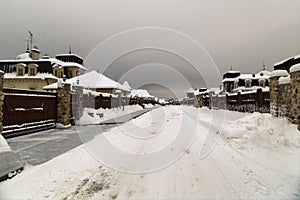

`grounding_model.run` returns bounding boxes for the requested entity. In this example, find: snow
[223,112,300,149]
[67,71,130,92]
[129,89,154,98]
[56,53,84,61]
[278,76,291,85]
[290,63,300,73]
[4,72,58,80]
[269,70,289,78]
[1,106,299,199]
[77,105,144,125]
[187,87,194,93]
[273,57,293,66]
[0,134,11,153]
[16,53,31,60]
[83,89,115,98]
[56,123,71,129]
[122,81,132,91]
[62,62,87,70]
